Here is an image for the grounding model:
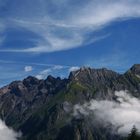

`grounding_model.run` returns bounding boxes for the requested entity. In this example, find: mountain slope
[0,65,140,140]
